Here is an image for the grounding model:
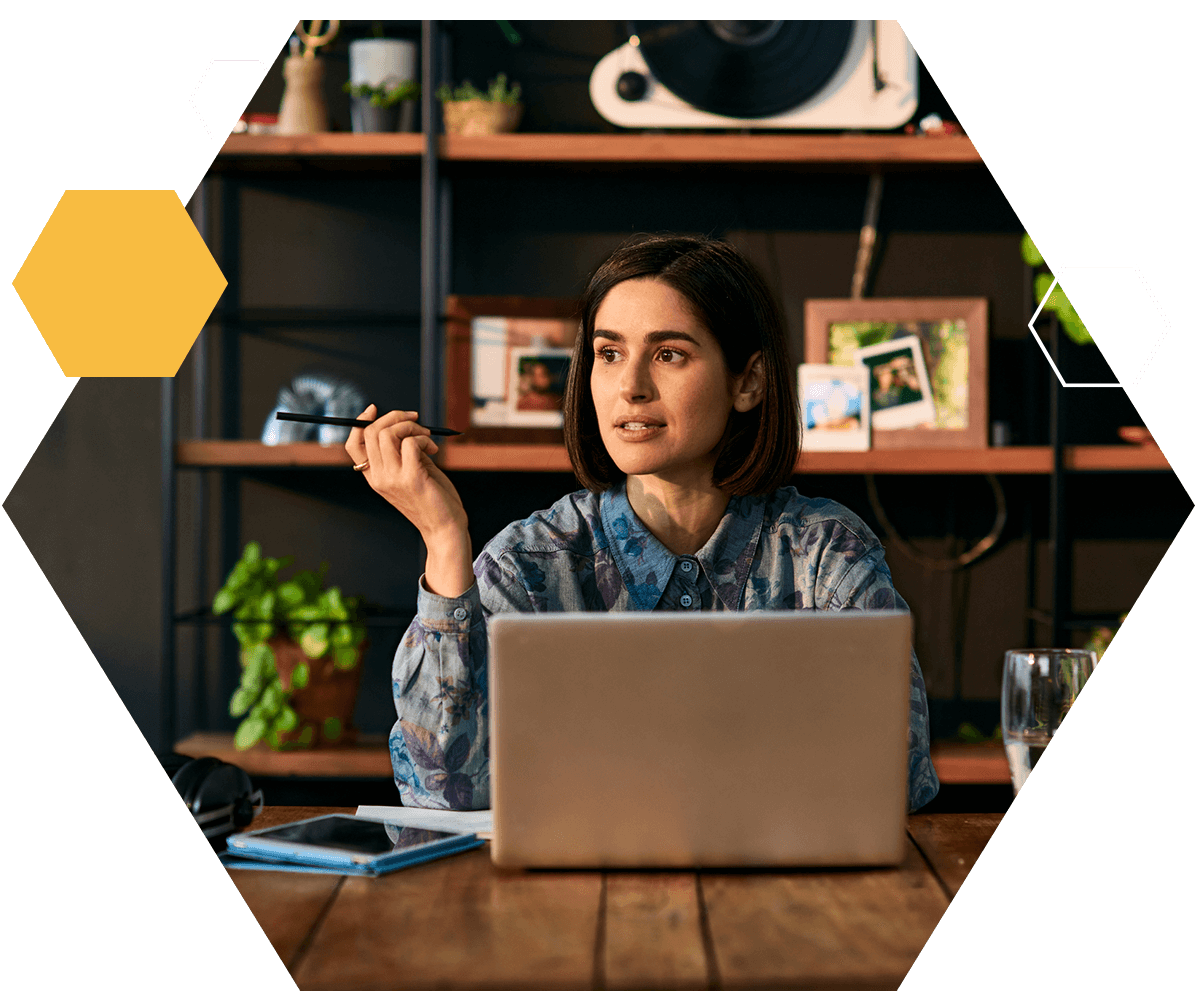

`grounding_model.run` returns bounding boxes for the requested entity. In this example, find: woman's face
[590,277,759,486]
